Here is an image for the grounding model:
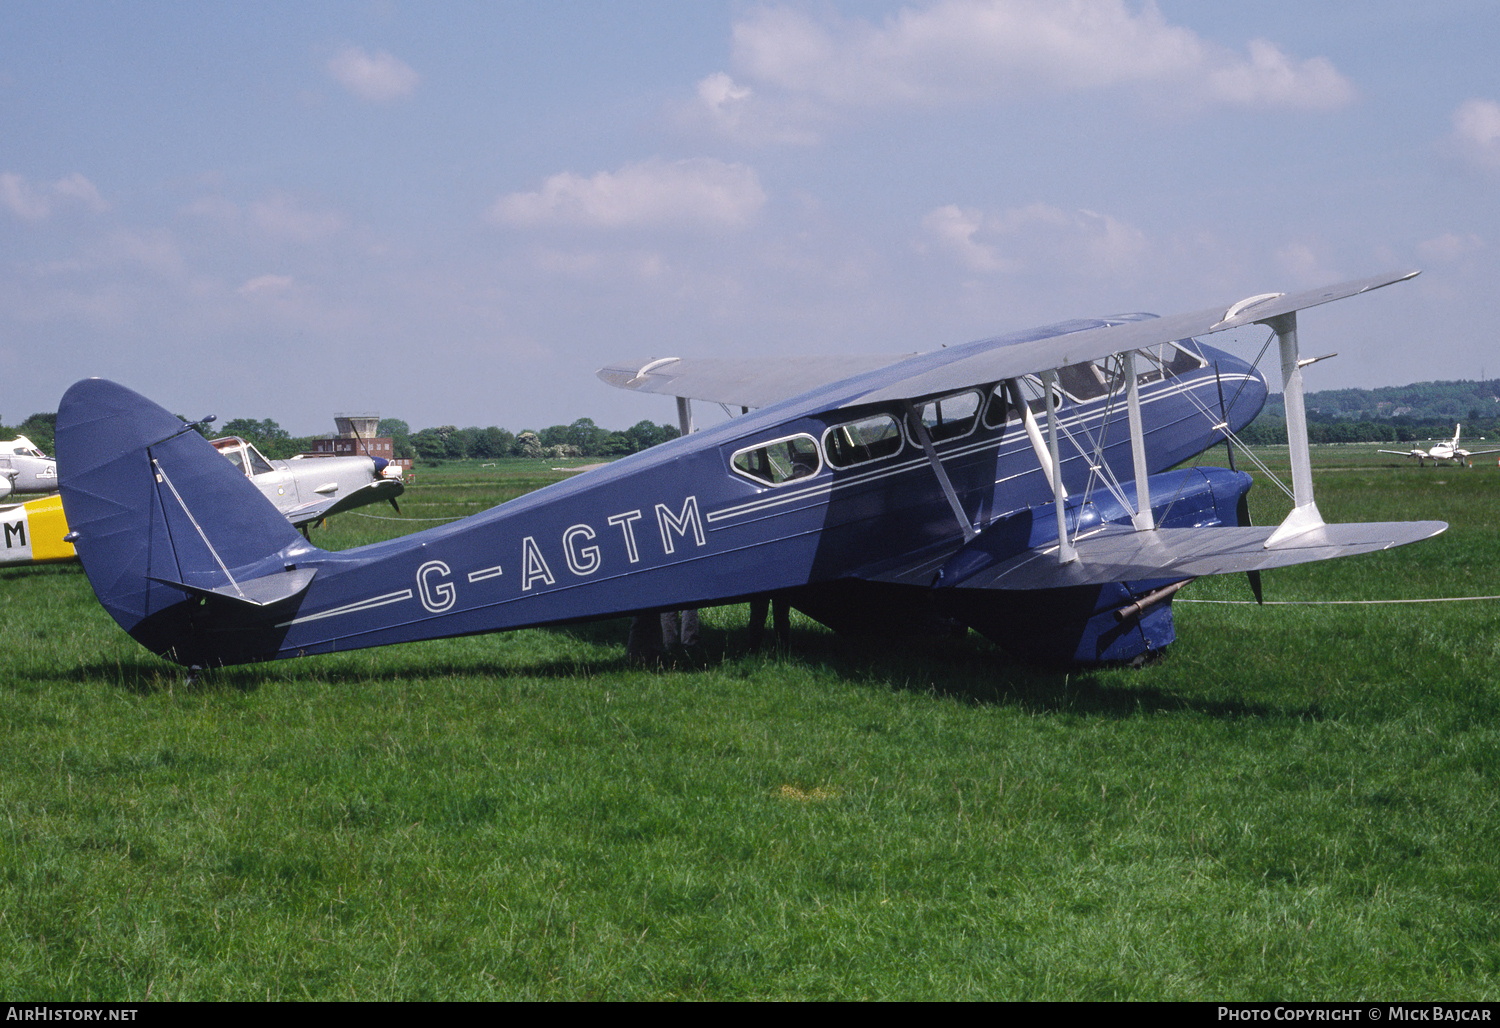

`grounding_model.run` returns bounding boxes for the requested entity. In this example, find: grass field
[1,448,1498,1000]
